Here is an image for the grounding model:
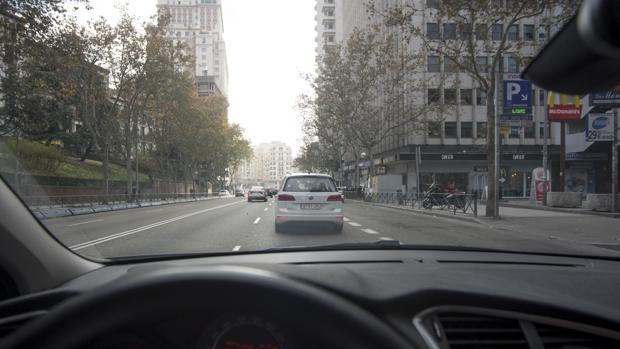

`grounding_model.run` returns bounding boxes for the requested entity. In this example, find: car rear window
[283,177,337,192]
